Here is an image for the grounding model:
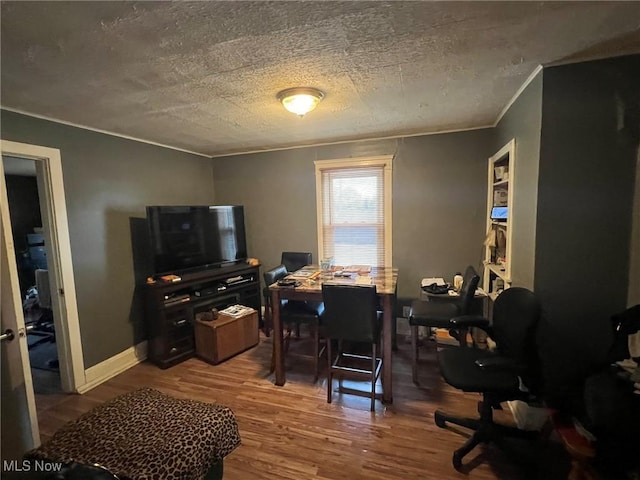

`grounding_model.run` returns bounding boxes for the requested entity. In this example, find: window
[315,156,392,267]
